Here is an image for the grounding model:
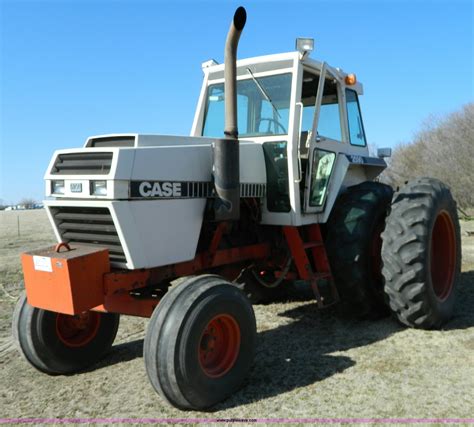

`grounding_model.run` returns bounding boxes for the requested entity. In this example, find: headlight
[90,180,107,196]
[51,180,65,195]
